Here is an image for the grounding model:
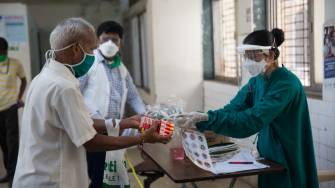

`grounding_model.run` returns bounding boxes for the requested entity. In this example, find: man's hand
[119,114,145,130]
[129,114,145,123]
[140,120,172,144]
[17,98,25,108]
[119,119,140,129]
